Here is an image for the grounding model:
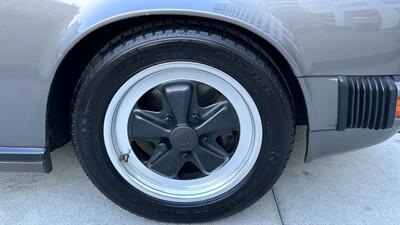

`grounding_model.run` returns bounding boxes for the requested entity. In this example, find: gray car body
[0,0,399,170]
